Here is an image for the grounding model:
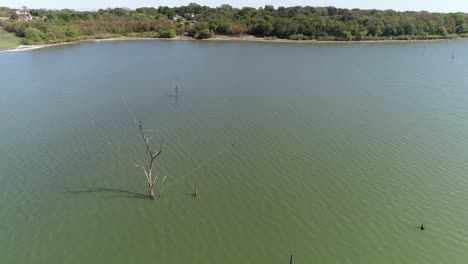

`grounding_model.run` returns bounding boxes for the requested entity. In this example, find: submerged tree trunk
[149,184,155,199]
